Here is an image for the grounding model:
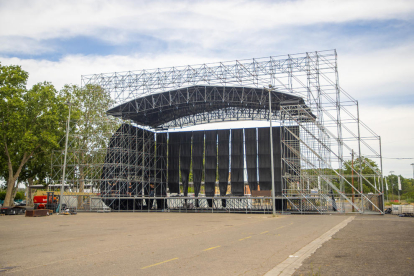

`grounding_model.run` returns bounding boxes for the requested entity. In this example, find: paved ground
[293,215,414,276]
[0,212,347,276]
[1,213,412,276]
